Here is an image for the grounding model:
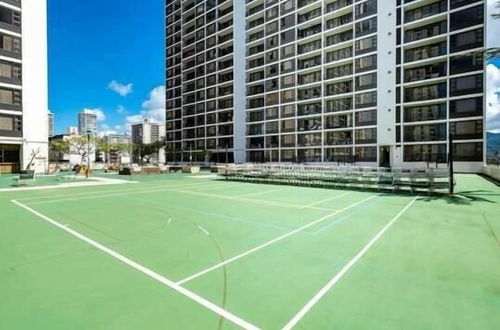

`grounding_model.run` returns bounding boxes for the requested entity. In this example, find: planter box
[182,165,200,174]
